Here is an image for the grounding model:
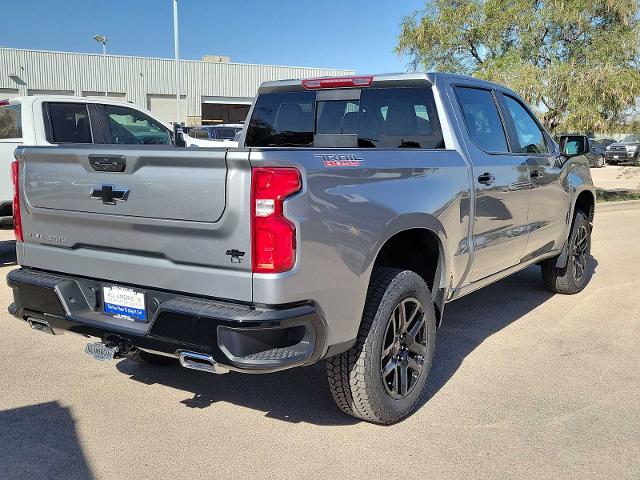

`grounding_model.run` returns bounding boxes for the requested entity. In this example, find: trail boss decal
[315,154,364,167]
